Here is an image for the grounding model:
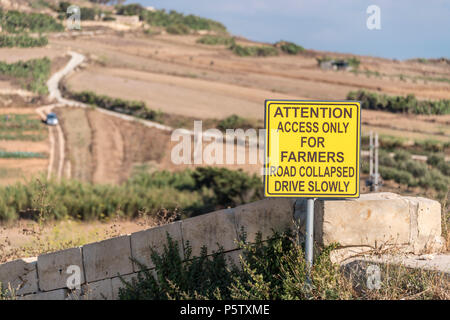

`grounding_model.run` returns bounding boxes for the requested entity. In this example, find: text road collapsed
[264,101,361,197]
